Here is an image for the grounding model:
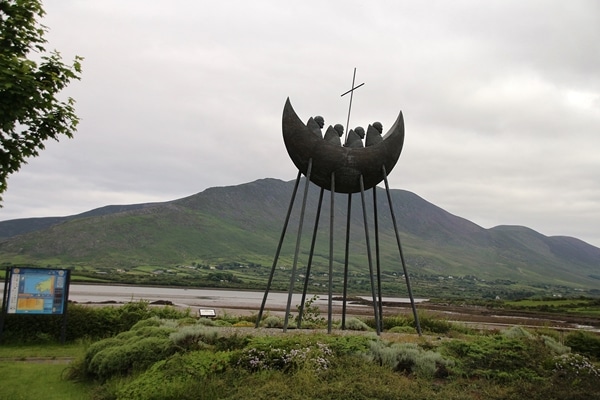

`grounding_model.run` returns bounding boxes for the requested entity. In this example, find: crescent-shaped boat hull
[282,98,404,193]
